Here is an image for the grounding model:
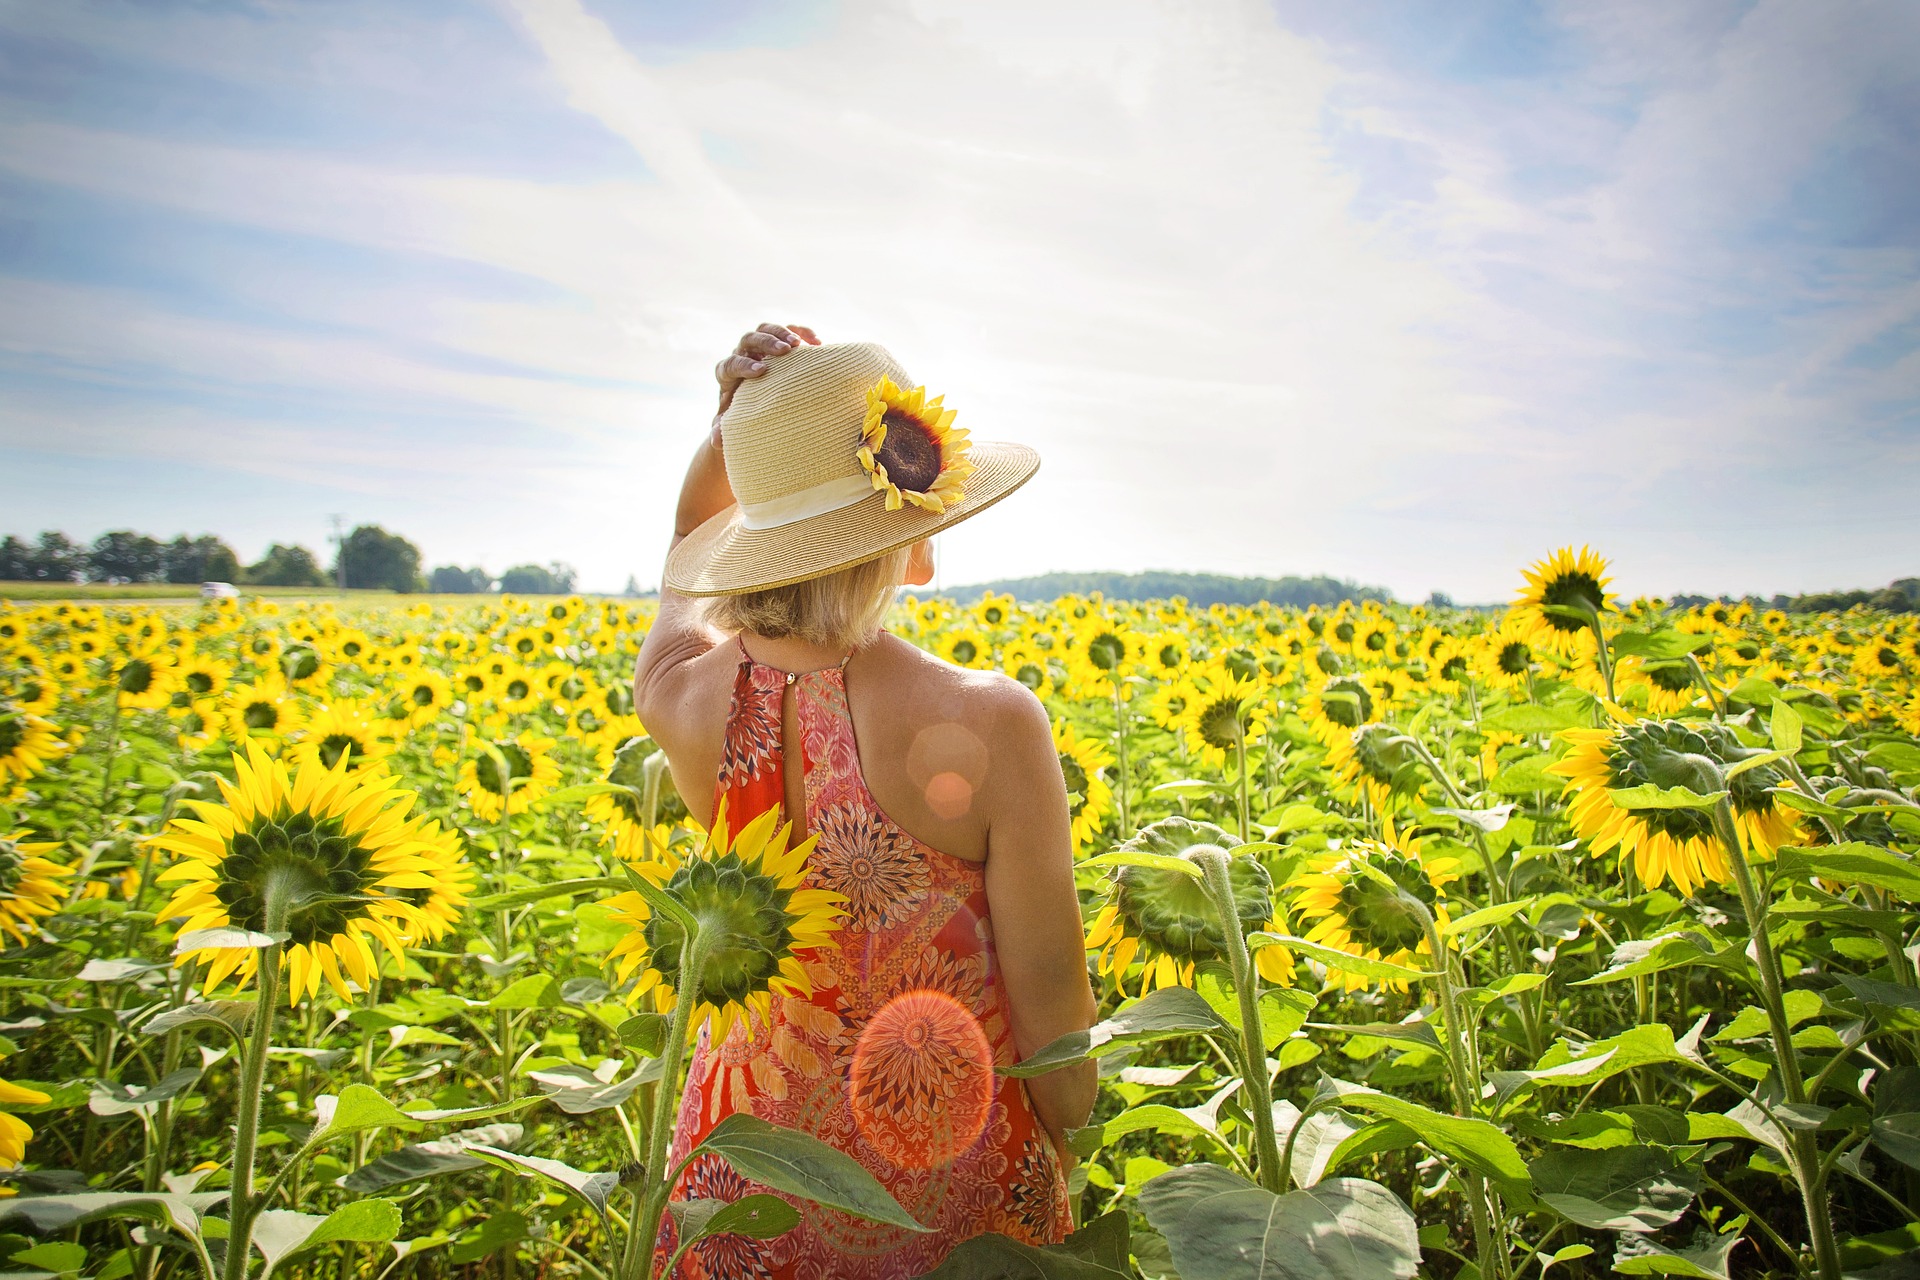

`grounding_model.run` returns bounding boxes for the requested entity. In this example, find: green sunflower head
[1109,817,1272,964]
